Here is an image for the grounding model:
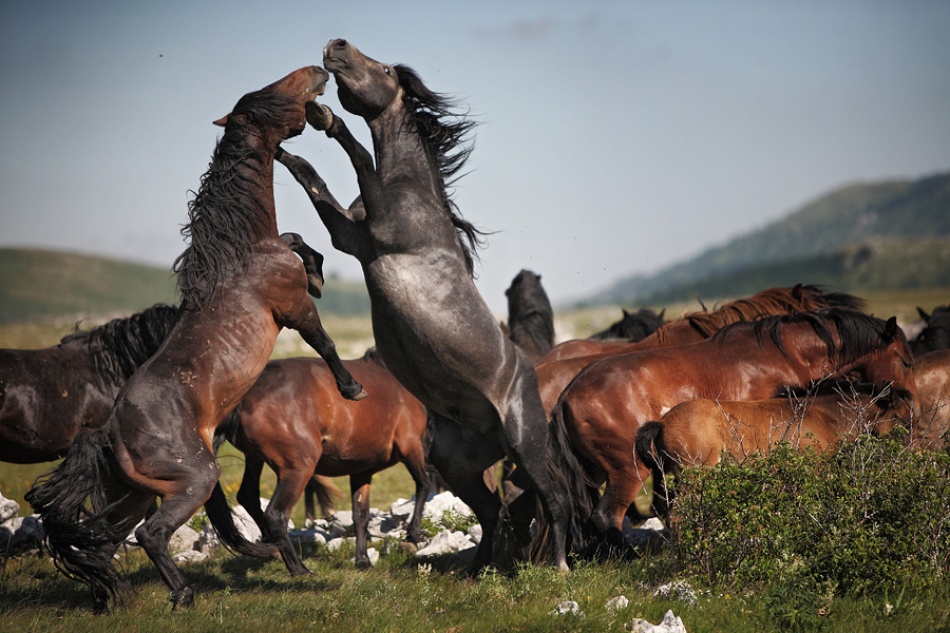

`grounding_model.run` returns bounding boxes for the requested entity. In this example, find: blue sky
[2,1,949,313]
